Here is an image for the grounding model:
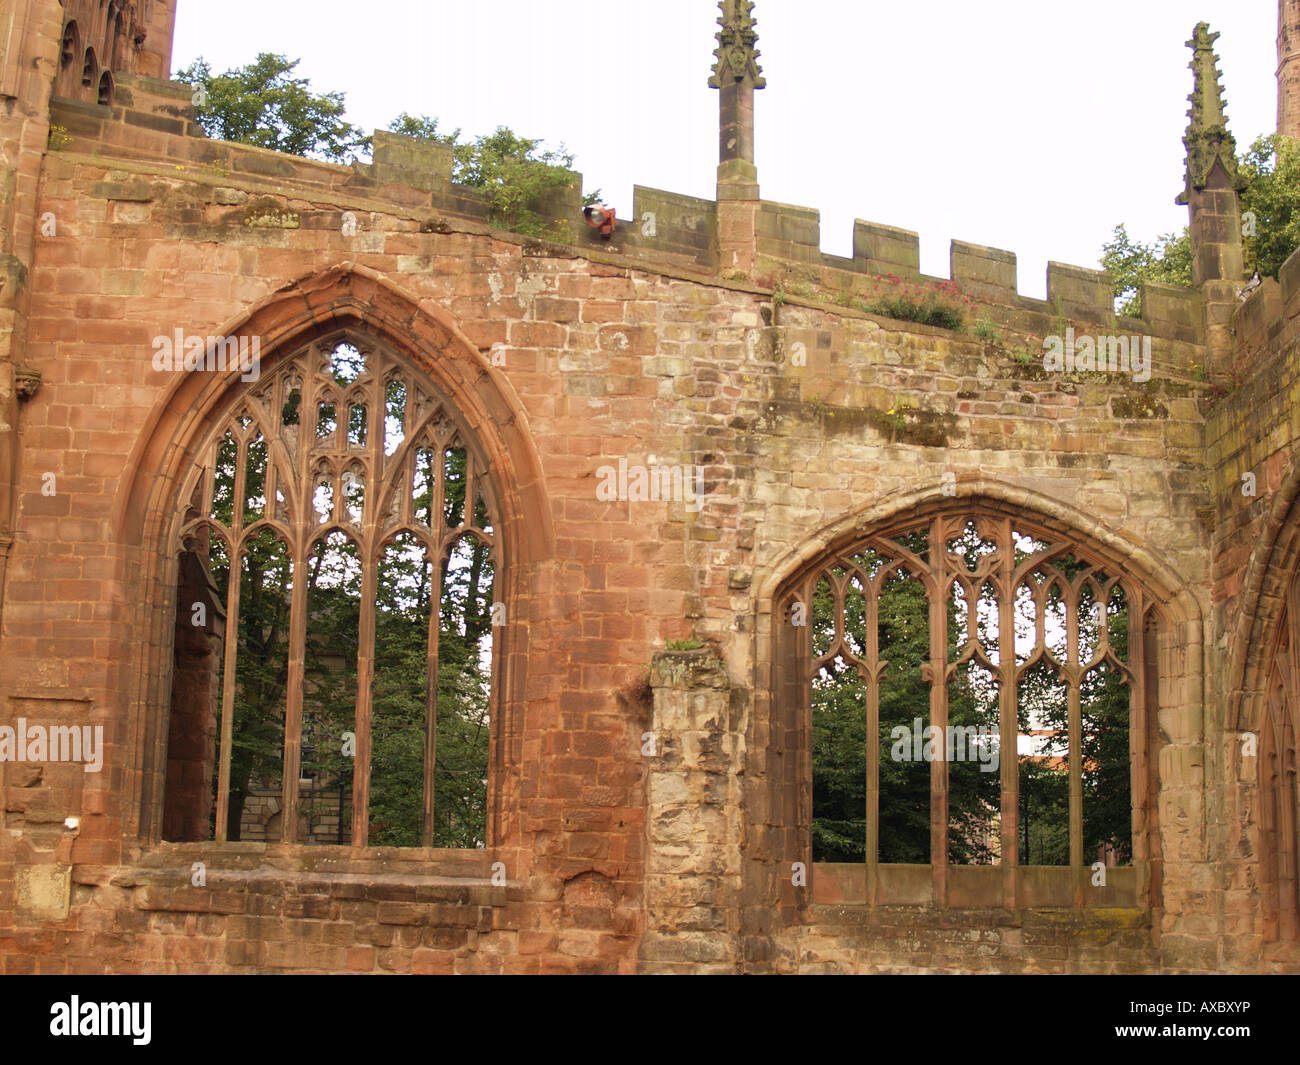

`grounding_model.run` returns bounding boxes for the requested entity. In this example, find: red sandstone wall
[0,45,1293,973]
